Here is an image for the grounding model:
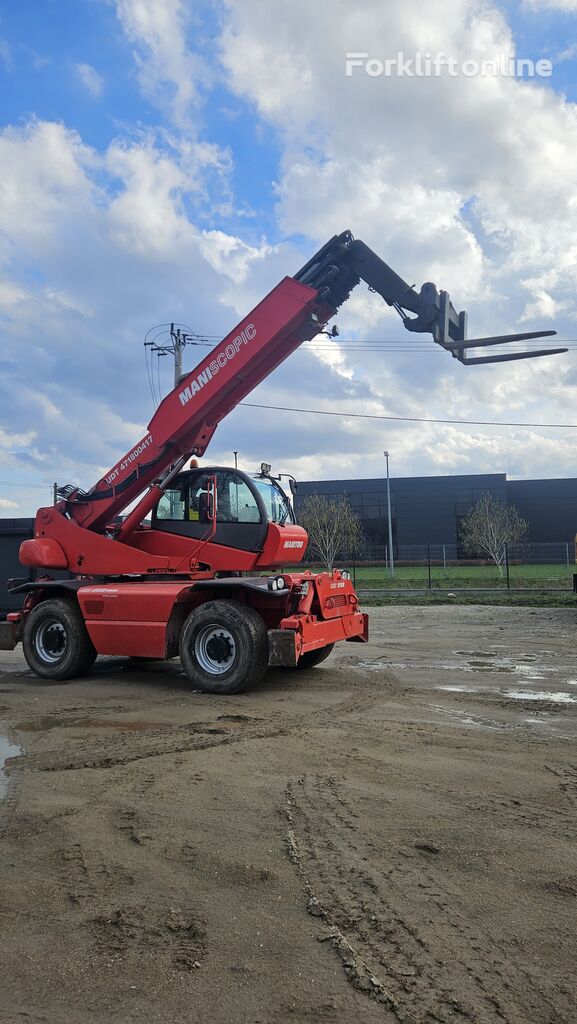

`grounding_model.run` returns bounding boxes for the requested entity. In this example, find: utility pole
[384,451,394,578]
[172,323,185,387]
[53,482,58,506]
[233,451,239,469]
[144,322,208,399]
